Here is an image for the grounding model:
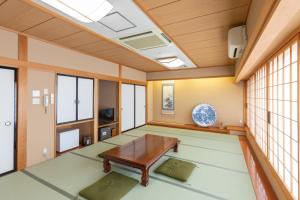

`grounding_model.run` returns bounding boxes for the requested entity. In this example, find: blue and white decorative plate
[192,104,217,127]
